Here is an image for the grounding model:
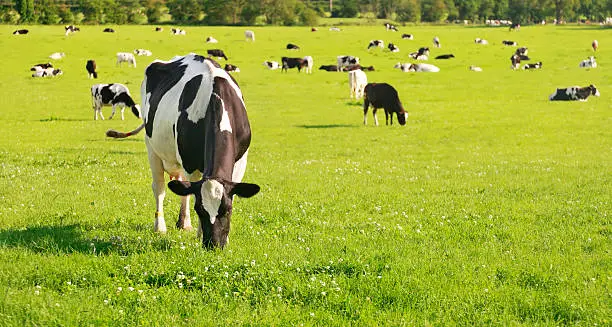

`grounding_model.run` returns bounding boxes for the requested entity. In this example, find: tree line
[2,0,611,26]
